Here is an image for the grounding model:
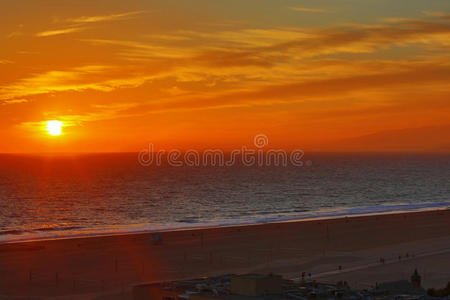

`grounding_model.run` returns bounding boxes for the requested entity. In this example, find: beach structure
[372,280,426,296]
[230,273,283,296]
[133,274,233,300]
[411,269,421,287]
[132,271,444,300]
[369,269,425,297]
[132,273,363,300]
